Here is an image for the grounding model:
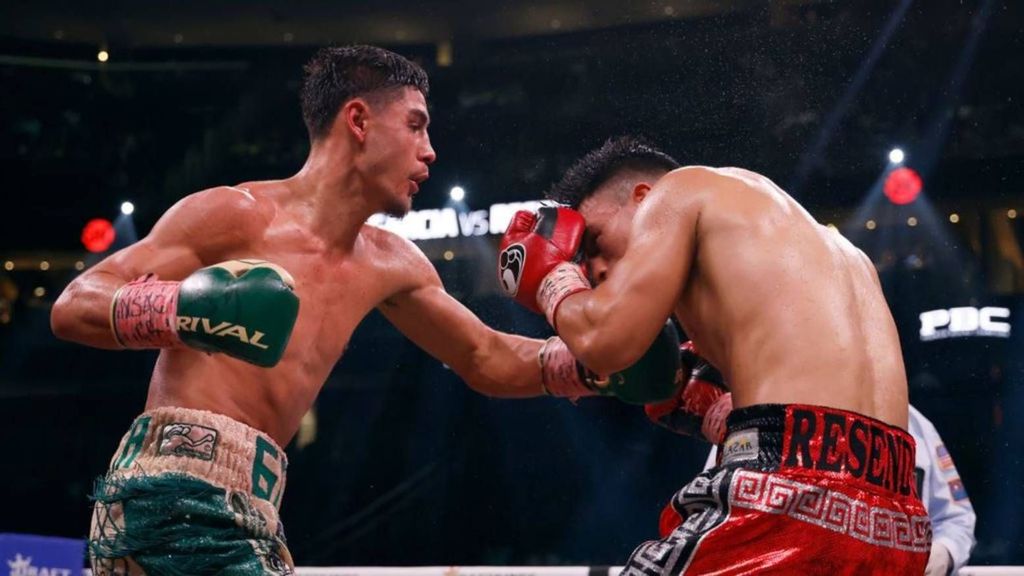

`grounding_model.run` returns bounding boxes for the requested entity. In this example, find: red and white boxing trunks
[624,404,931,575]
